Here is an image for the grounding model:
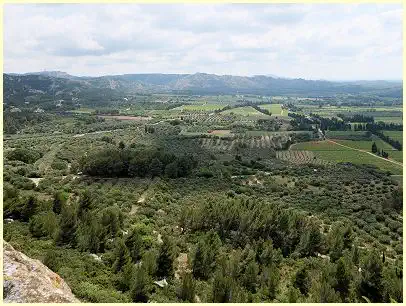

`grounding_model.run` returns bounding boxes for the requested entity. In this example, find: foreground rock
[3,241,80,303]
